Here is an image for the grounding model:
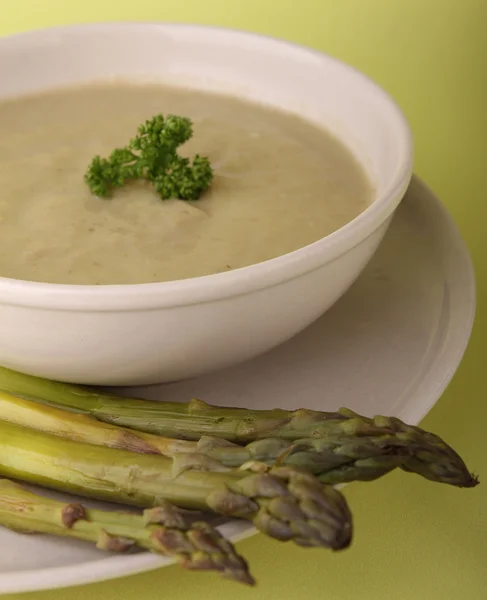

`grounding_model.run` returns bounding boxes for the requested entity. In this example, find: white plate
[0,176,475,594]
